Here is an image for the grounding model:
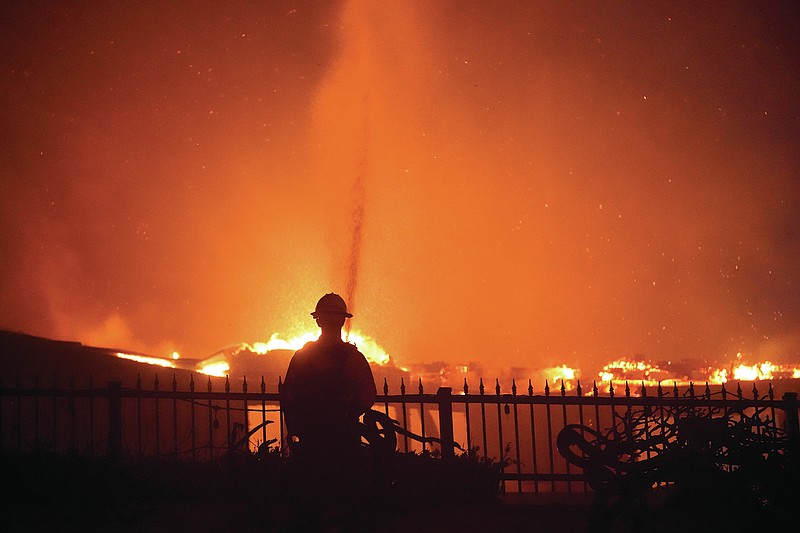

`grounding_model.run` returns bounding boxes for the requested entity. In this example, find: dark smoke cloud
[1,1,799,377]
